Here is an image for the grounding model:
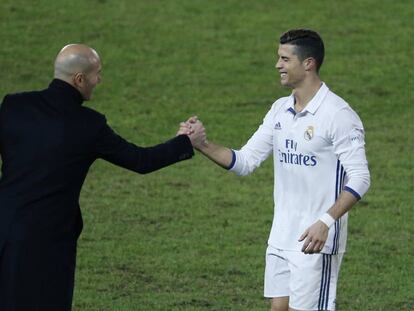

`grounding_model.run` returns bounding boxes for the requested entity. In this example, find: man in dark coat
[0,44,205,310]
